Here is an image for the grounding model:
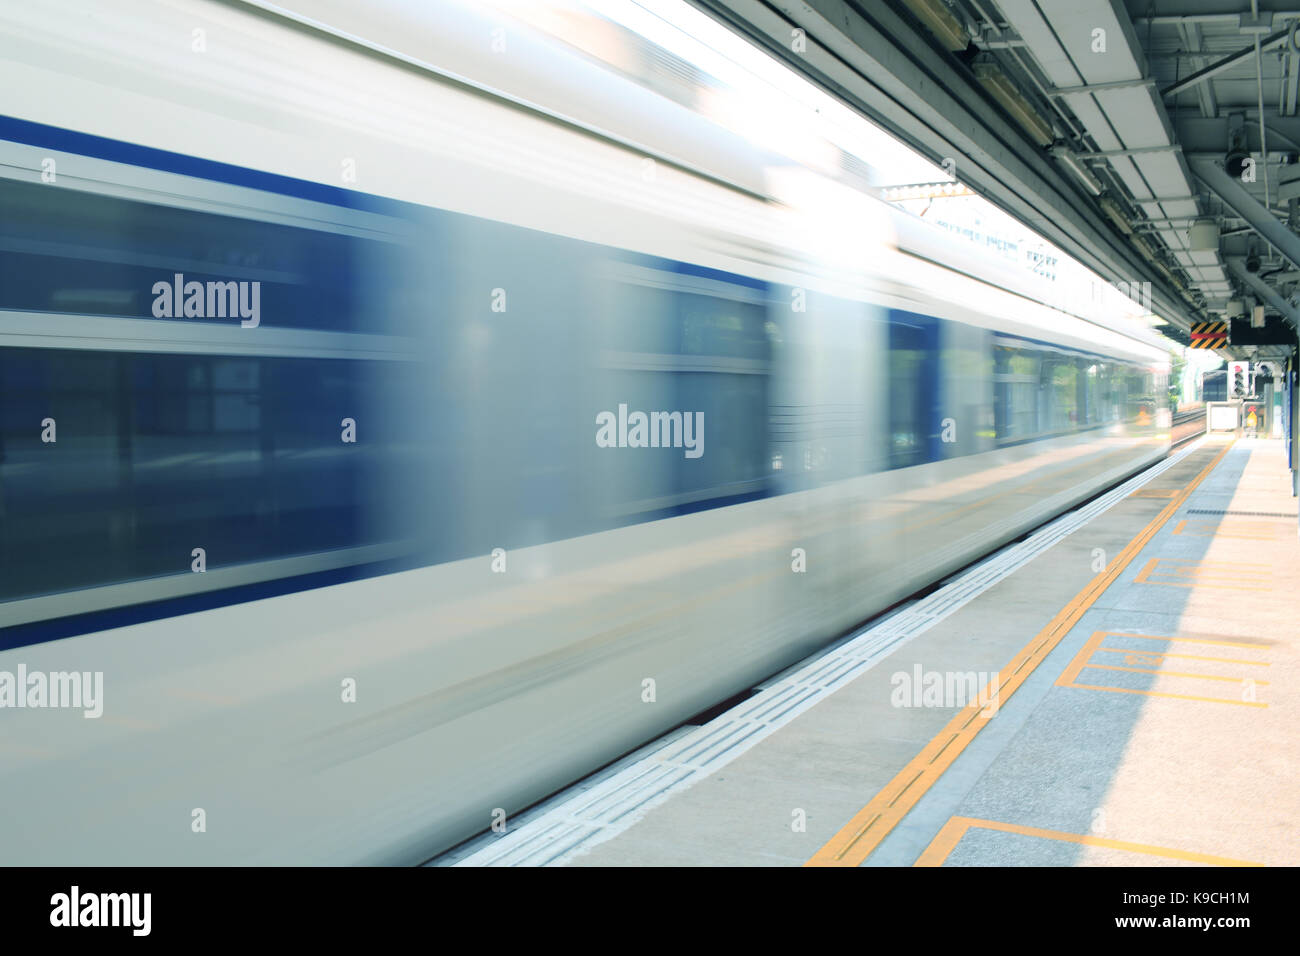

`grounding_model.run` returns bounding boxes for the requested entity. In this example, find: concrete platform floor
[566,436,1299,867]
